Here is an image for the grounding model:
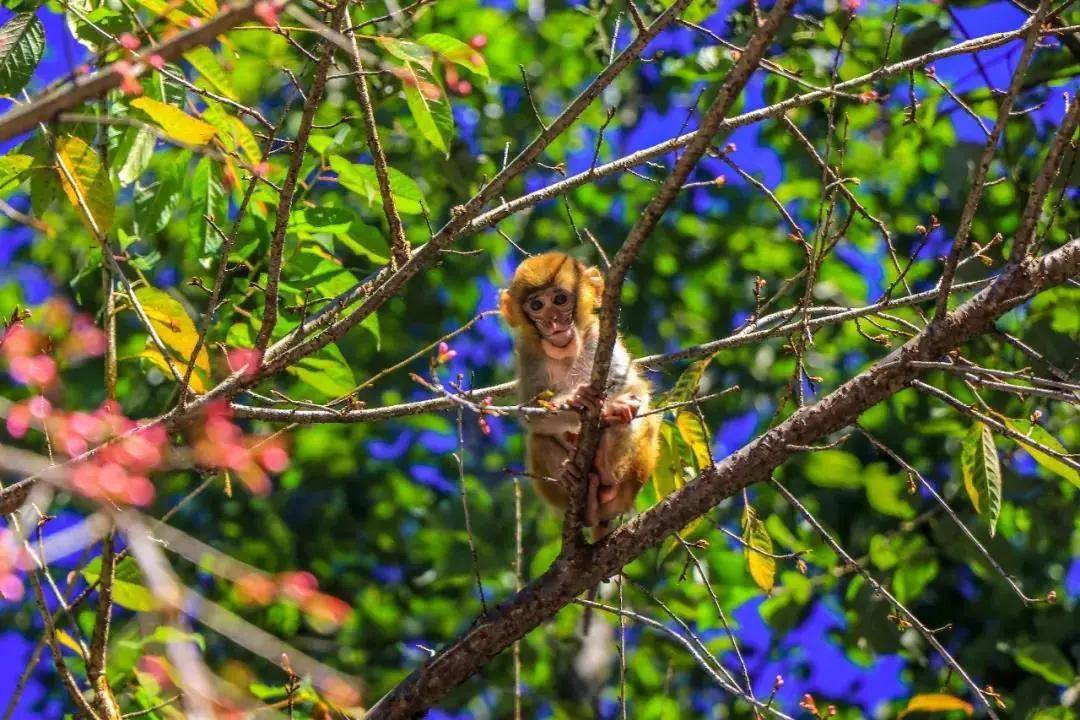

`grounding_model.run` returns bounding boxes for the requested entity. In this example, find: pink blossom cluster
[234,569,352,630]
[0,528,27,602]
[190,401,288,496]
[1,301,107,389]
[2,306,290,509]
